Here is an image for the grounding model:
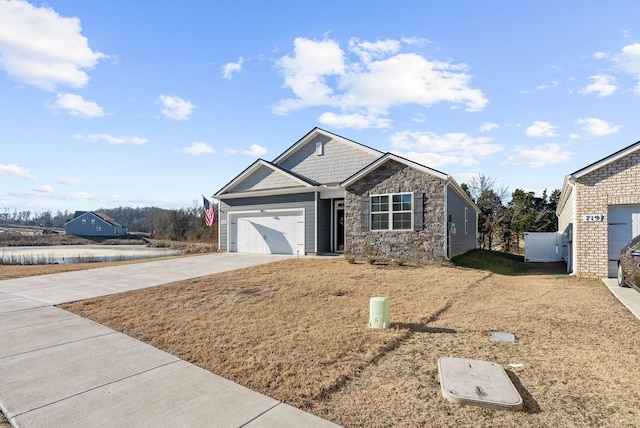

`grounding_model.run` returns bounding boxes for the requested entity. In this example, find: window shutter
[413,192,424,231]
[360,196,370,231]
